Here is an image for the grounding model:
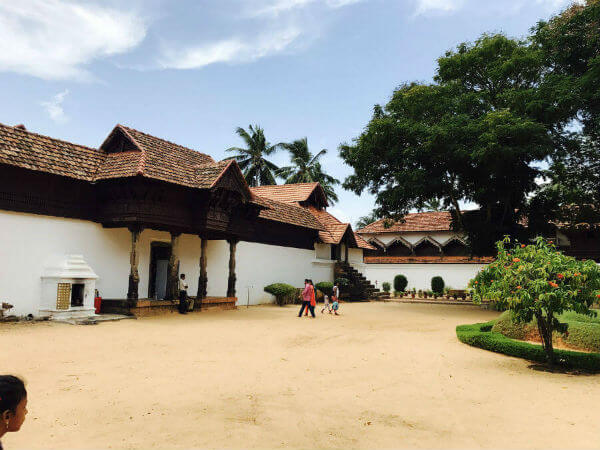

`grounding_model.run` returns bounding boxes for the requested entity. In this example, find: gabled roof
[249,182,328,207]
[257,197,324,231]
[96,124,217,188]
[0,122,103,181]
[305,206,375,249]
[357,211,454,233]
